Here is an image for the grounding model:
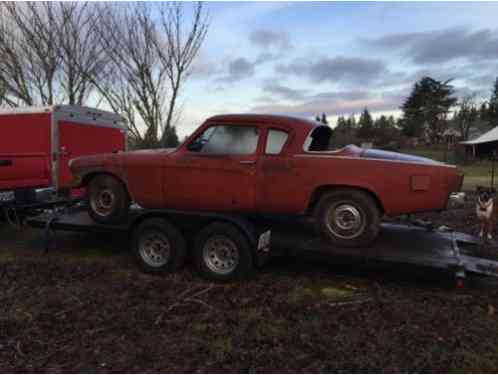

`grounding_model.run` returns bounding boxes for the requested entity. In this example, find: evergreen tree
[346,114,357,128]
[400,76,457,143]
[374,114,399,146]
[488,77,498,127]
[162,126,180,148]
[375,115,391,129]
[321,113,328,125]
[332,115,357,147]
[315,113,329,125]
[336,116,347,129]
[357,108,375,139]
[480,102,489,123]
[454,94,478,141]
